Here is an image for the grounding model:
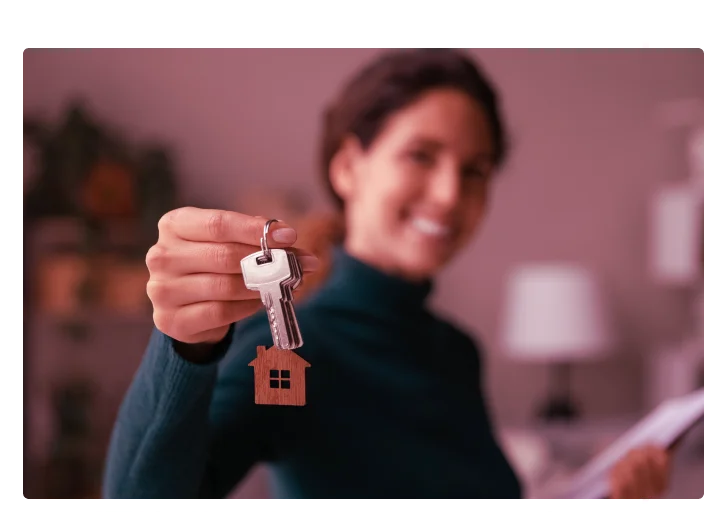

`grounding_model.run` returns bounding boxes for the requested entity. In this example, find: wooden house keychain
[241,219,310,406]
